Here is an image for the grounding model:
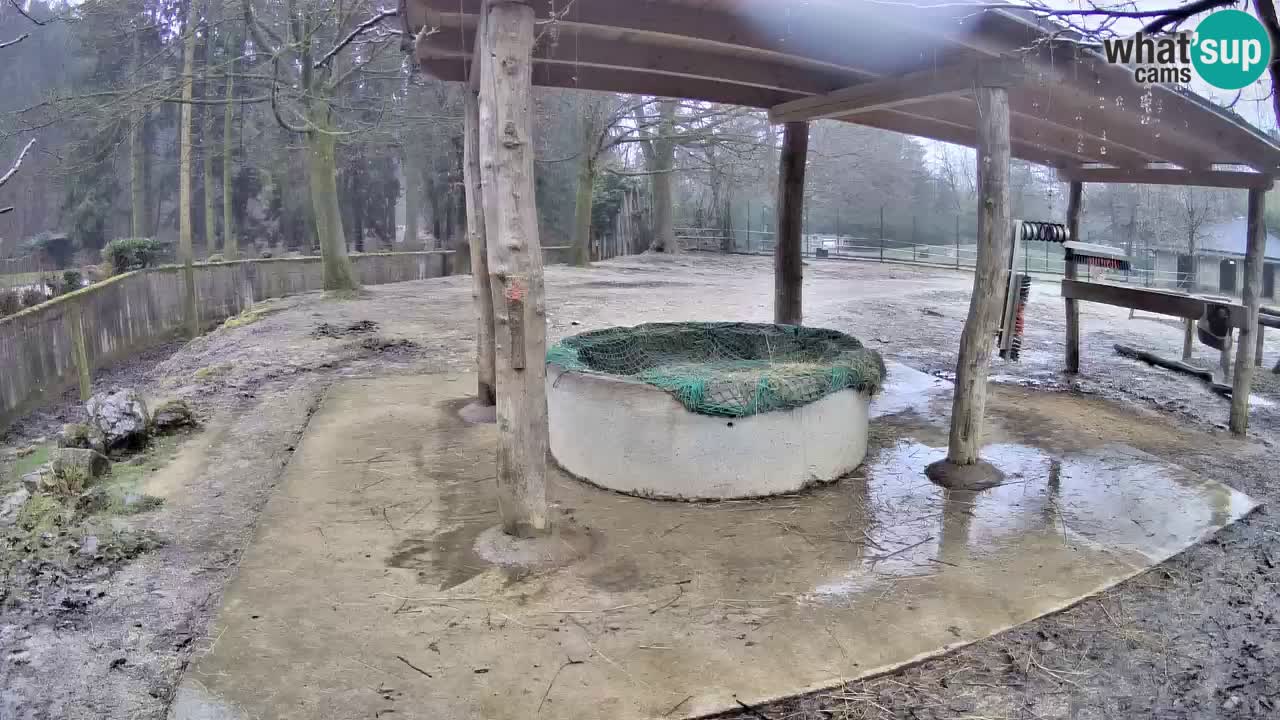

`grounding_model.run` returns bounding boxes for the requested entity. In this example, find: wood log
[1230,187,1266,434]
[463,86,497,405]
[946,85,1011,466]
[478,0,548,537]
[1115,344,1234,395]
[1064,181,1082,373]
[774,121,807,325]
